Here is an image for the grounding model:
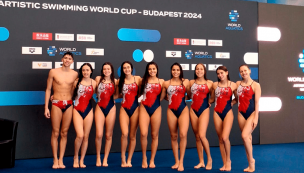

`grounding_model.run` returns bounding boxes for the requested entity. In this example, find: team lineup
[44,52,261,172]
